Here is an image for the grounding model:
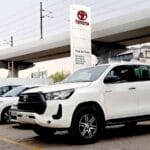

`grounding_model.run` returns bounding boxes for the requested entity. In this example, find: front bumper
[10,109,18,123]
[17,100,75,128]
